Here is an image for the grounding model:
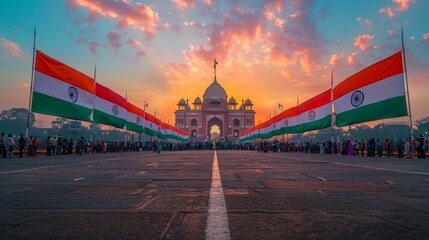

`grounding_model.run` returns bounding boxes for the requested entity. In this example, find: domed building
[175,69,255,142]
